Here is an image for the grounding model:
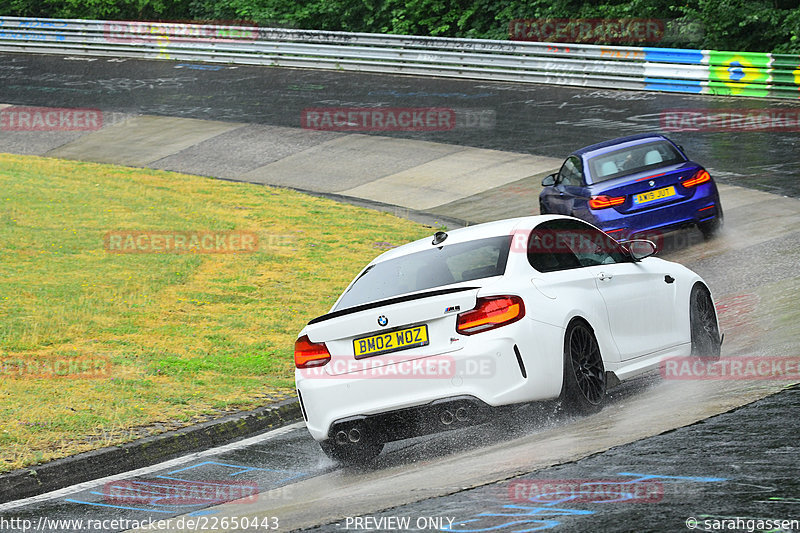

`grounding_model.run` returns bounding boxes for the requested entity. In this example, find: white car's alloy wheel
[561,320,606,414]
